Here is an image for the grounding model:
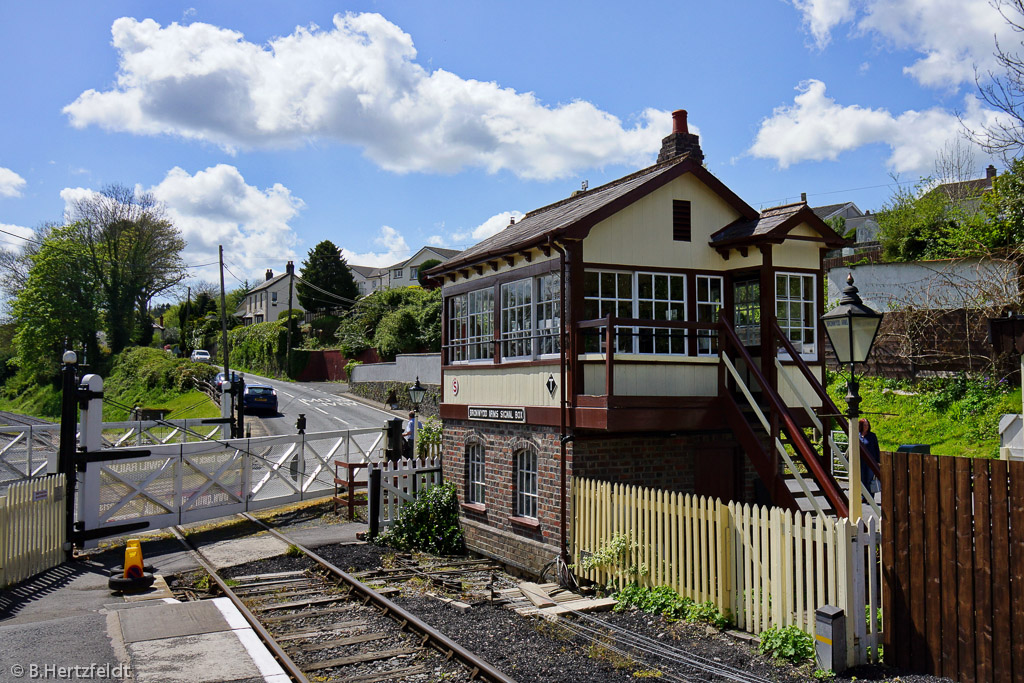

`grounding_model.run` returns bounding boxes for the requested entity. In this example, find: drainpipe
[549,237,570,562]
